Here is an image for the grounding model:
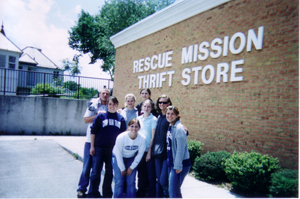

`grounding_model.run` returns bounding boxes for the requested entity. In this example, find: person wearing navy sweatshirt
[87,96,127,198]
